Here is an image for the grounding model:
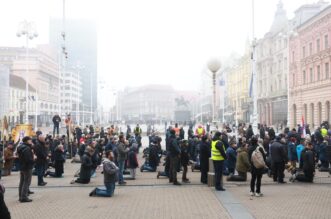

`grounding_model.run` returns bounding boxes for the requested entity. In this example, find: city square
[1,0,331,219]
